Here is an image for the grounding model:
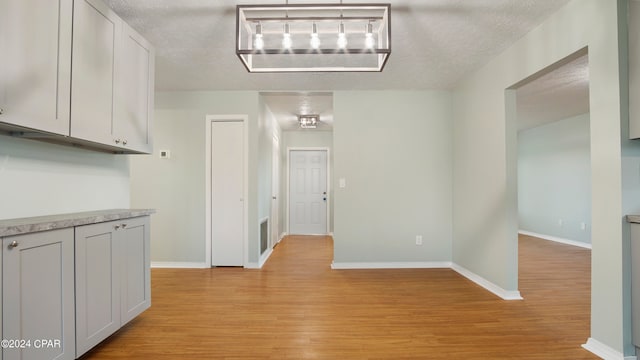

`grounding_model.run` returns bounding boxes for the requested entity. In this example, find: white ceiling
[103,0,571,91]
[516,55,590,131]
[262,93,334,131]
[103,0,583,131]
